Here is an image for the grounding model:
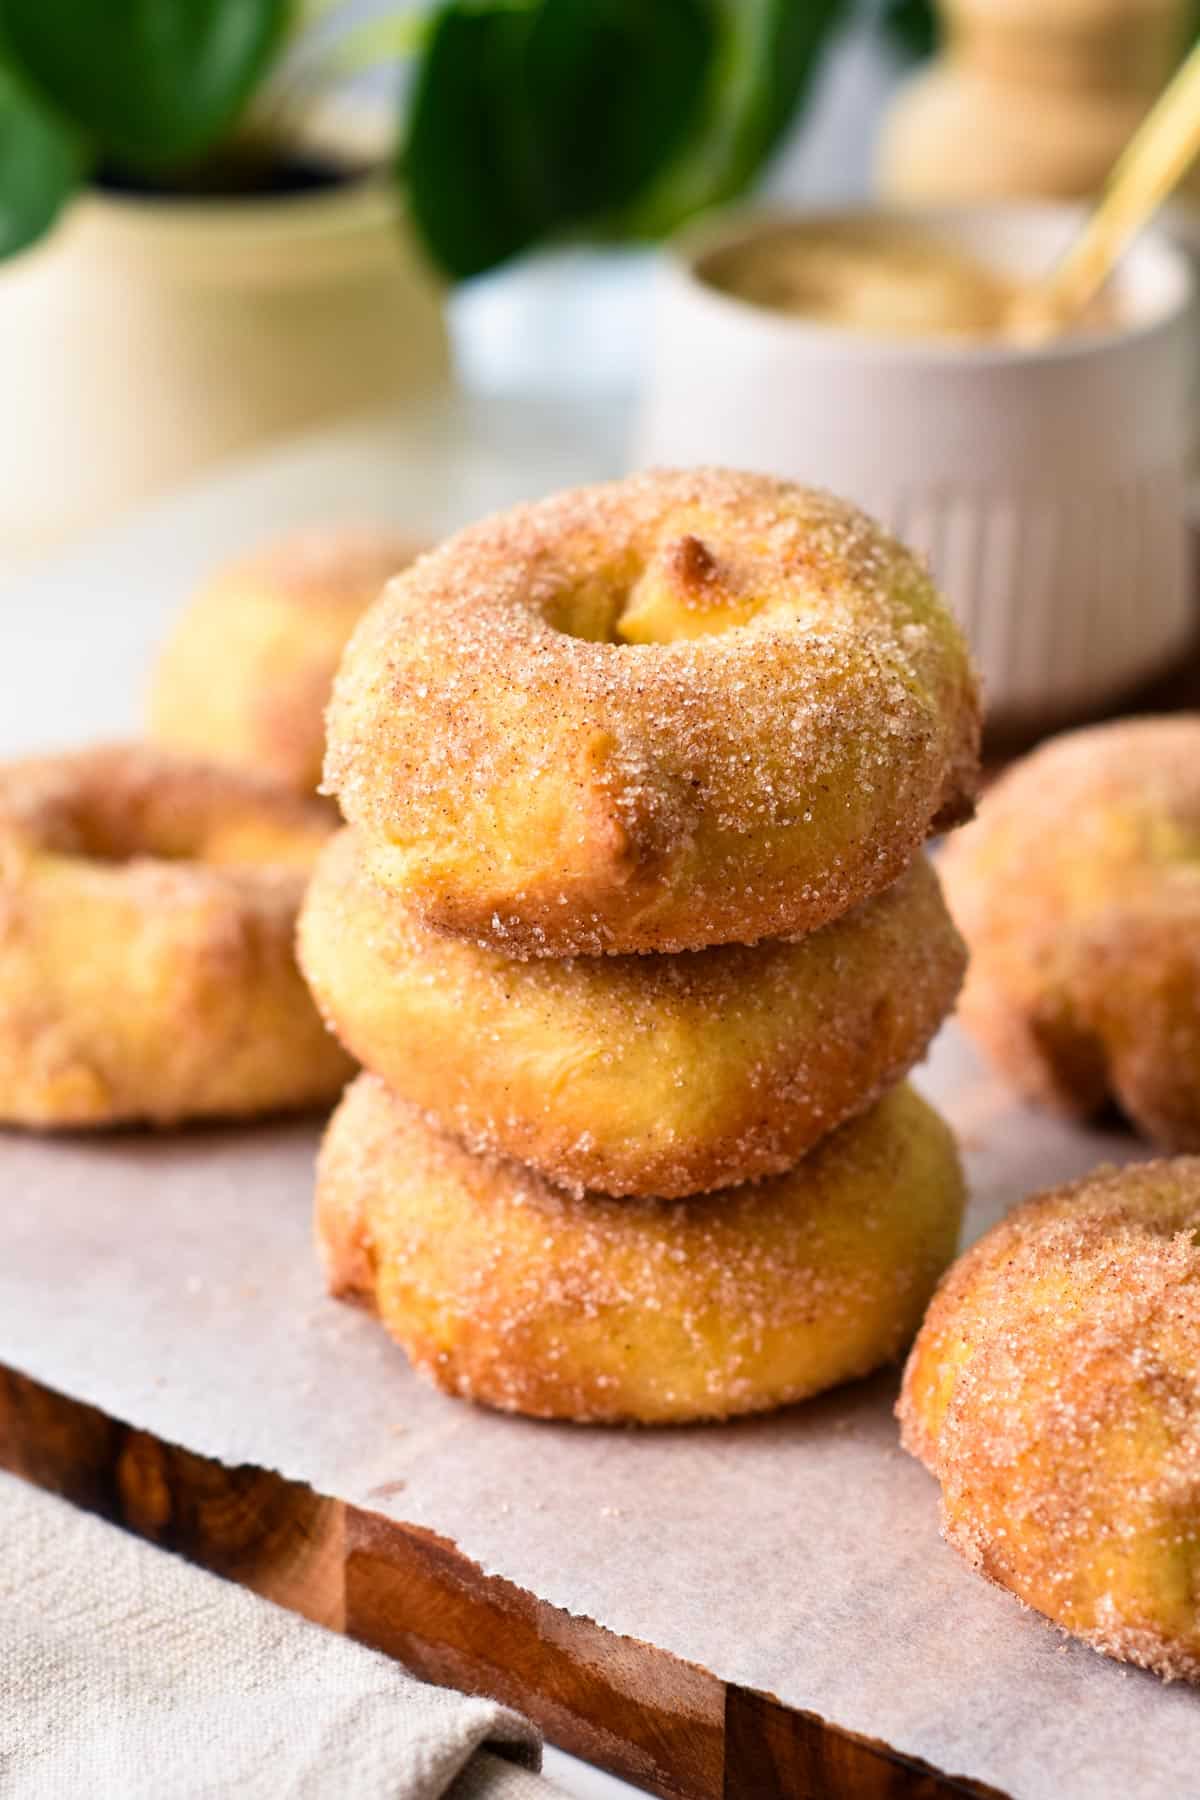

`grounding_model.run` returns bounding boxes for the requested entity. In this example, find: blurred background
[4,0,1200,742]
[448,0,901,399]
[5,0,1196,548]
